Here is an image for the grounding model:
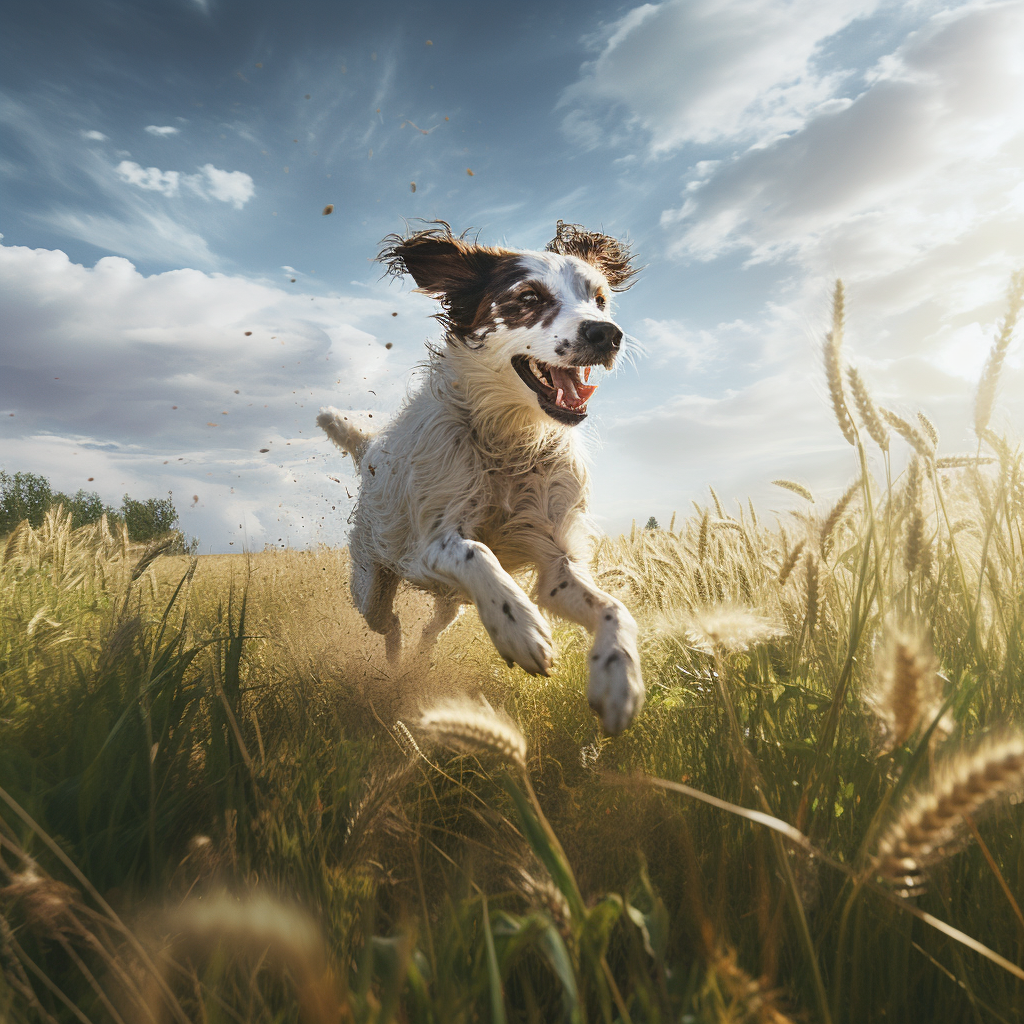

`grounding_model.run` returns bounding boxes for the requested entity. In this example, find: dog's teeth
[555,387,564,406]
